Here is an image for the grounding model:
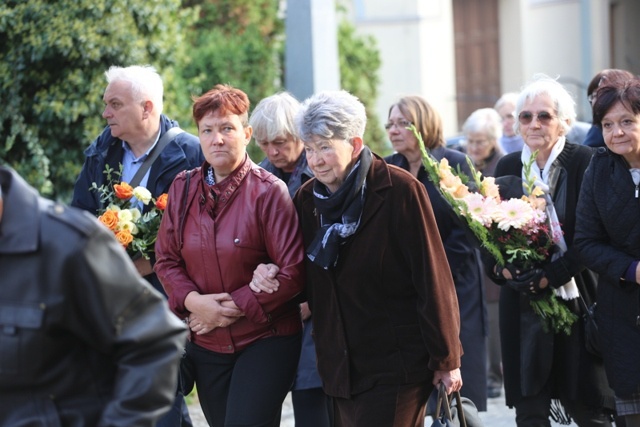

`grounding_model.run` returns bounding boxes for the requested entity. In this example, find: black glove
[505,268,547,298]
[489,262,524,283]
